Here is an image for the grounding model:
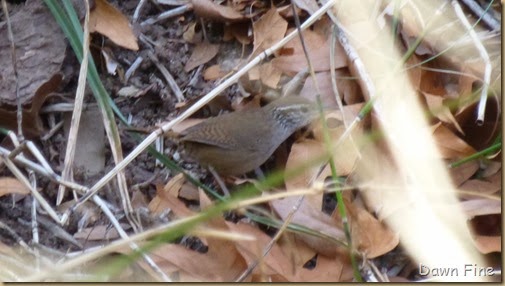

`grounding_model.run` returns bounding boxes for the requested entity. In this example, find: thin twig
[124,56,144,82]
[459,0,500,31]
[133,0,148,22]
[235,194,306,282]
[141,4,192,26]
[147,50,185,101]
[330,25,347,127]
[57,0,91,205]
